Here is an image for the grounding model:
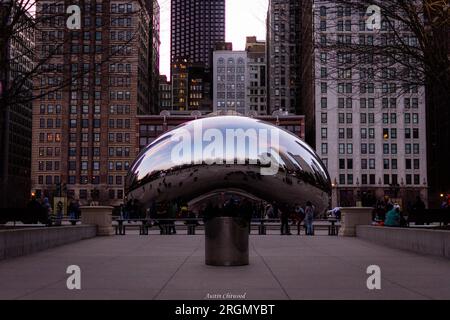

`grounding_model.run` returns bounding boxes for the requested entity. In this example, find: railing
[111,217,341,236]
